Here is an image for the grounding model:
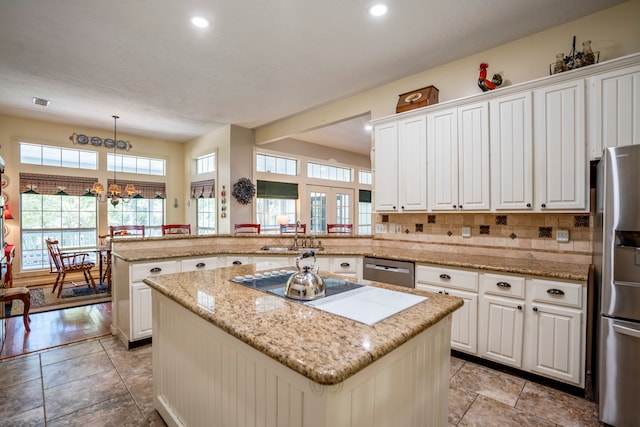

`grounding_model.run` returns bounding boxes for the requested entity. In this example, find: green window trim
[257,180,298,199]
[359,189,371,203]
